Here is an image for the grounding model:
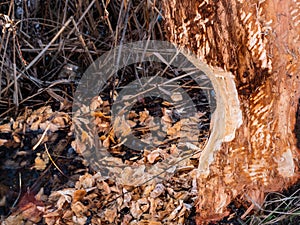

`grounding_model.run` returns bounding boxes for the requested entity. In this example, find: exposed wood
[162,0,300,223]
